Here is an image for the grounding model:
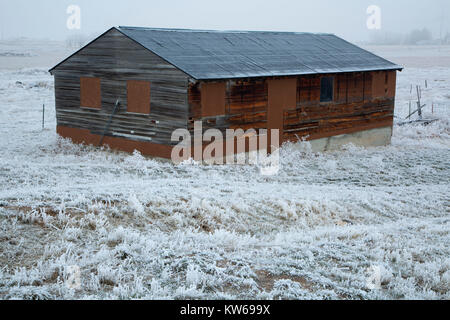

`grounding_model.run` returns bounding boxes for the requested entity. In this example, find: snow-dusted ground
[0,41,448,300]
